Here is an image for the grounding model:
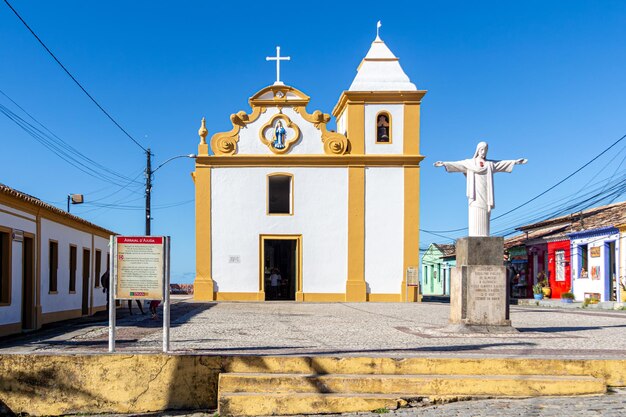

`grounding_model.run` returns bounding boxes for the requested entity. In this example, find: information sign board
[115,236,164,300]
[407,266,419,287]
